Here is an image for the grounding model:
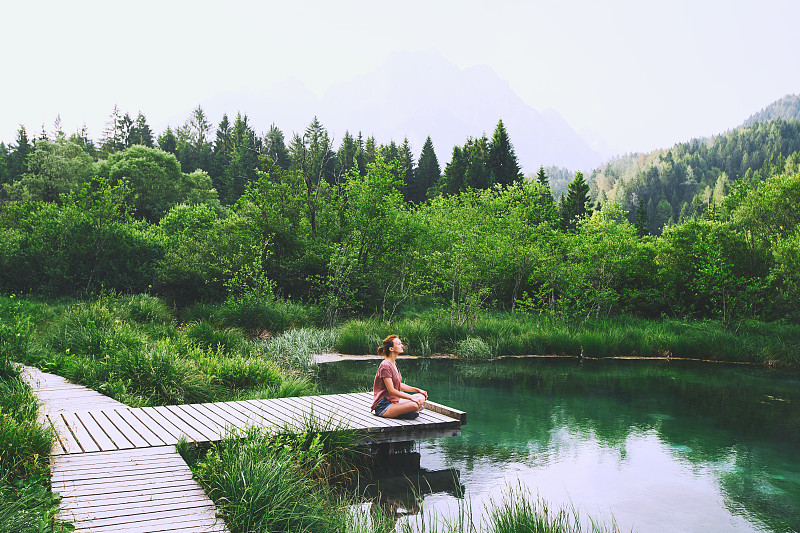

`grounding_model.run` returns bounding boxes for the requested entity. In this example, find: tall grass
[0,373,68,533]
[333,311,800,367]
[181,420,365,533]
[256,328,338,372]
